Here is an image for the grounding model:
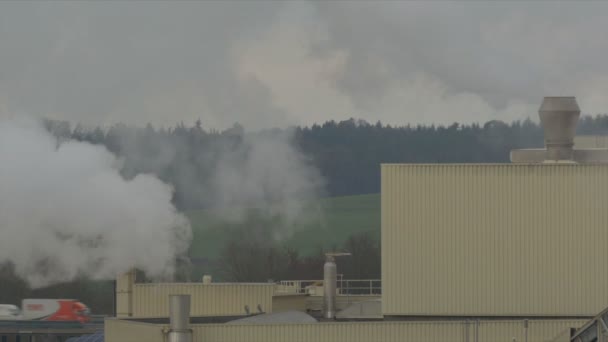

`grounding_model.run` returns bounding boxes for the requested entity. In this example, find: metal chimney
[168,295,192,342]
[323,252,351,319]
[538,96,580,161]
